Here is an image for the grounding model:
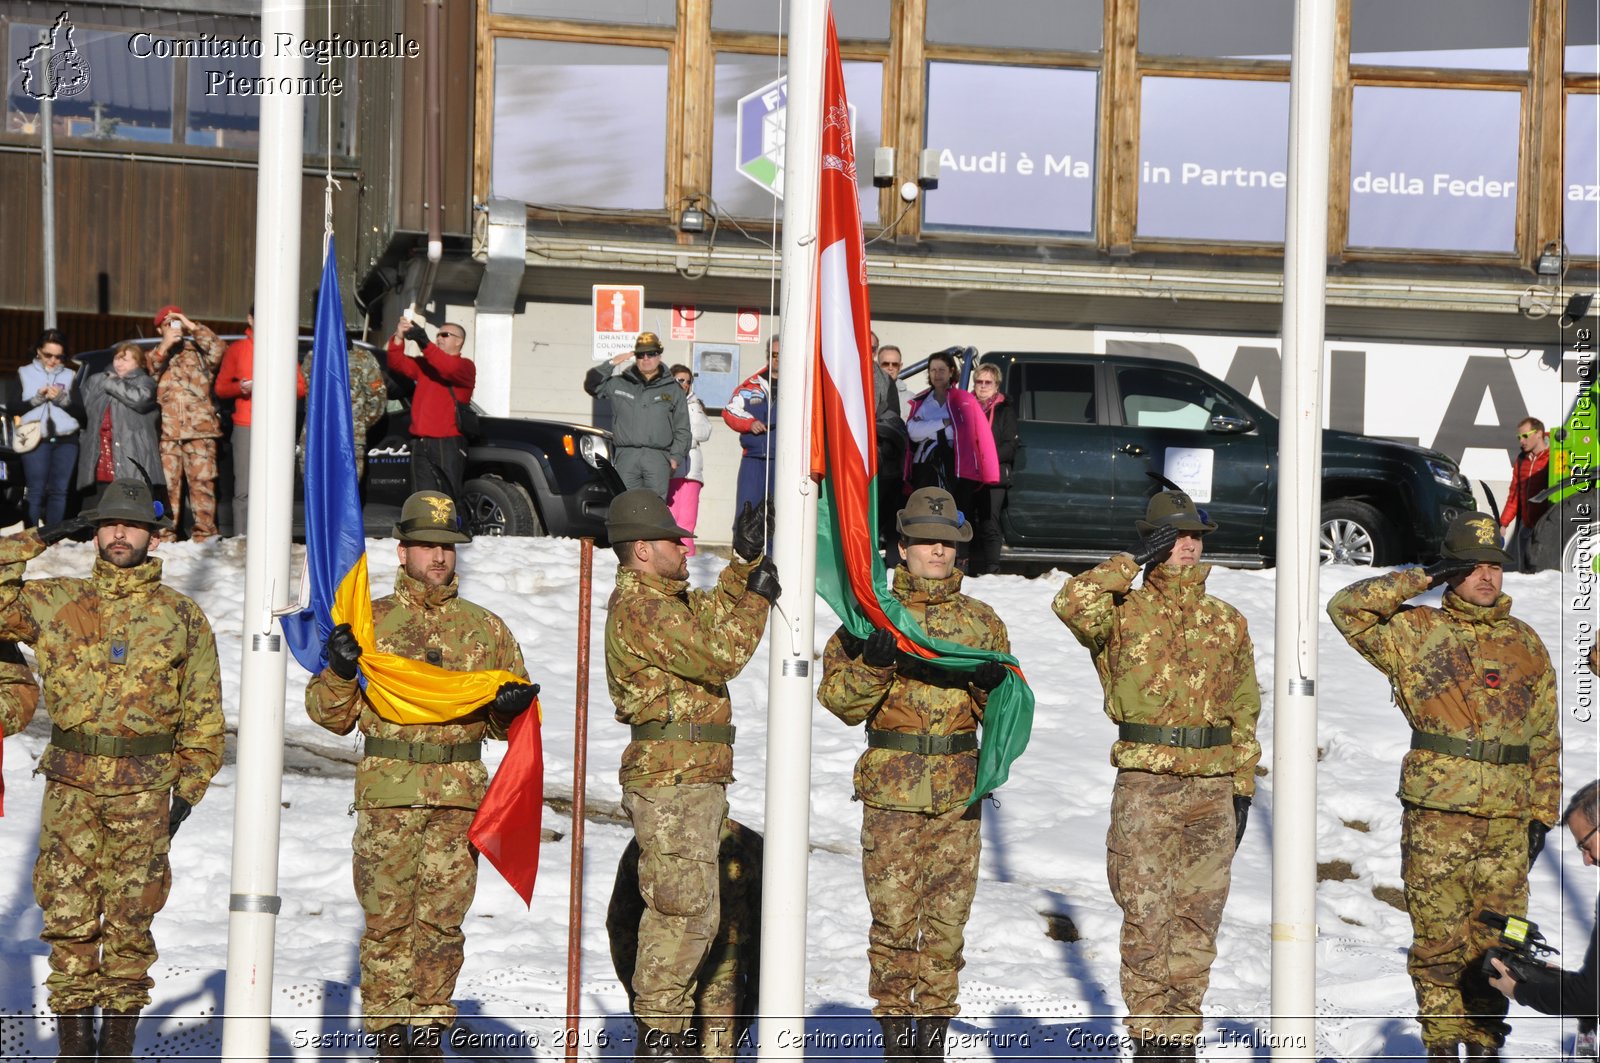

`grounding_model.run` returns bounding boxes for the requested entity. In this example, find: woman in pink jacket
[903,349,999,566]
